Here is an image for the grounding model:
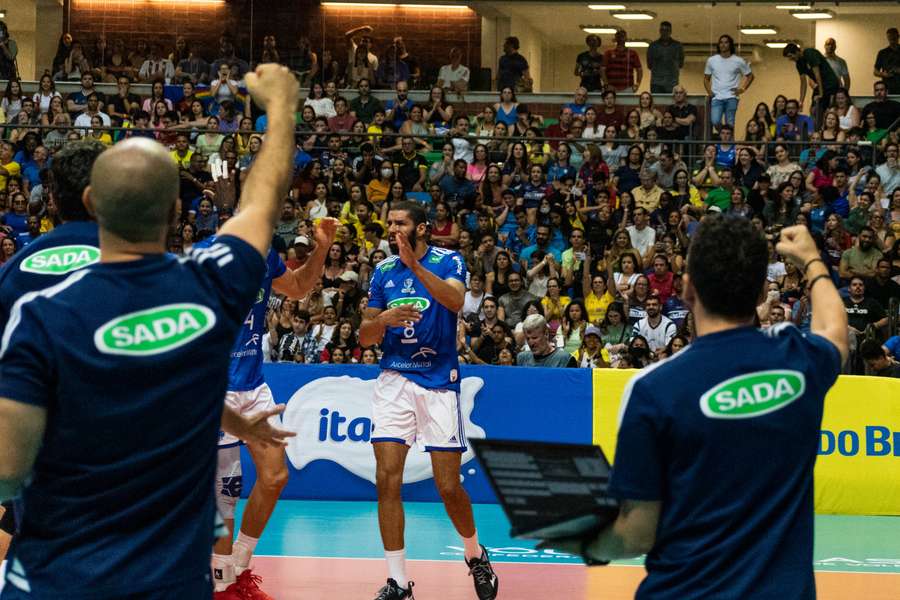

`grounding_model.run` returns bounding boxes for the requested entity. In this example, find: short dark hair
[687,214,768,320]
[50,140,107,222]
[859,339,886,361]
[389,200,427,227]
[782,43,801,56]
